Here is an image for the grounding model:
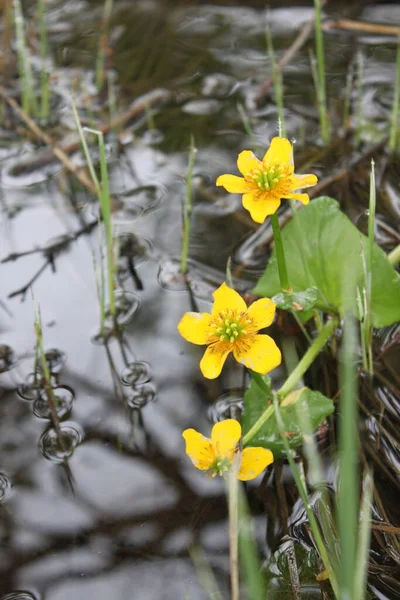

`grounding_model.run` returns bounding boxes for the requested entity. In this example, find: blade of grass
[13,0,37,116]
[38,0,50,120]
[180,136,196,275]
[272,392,339,597]
[337,290,359,598]
[189,545,224,600]
[365,159,376,374]
[355,50,364,148]
[353,470,373,600]
[313,0,329,144]
[95,0,114,90]
[266,17,286,138]
[389,37,400,152]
